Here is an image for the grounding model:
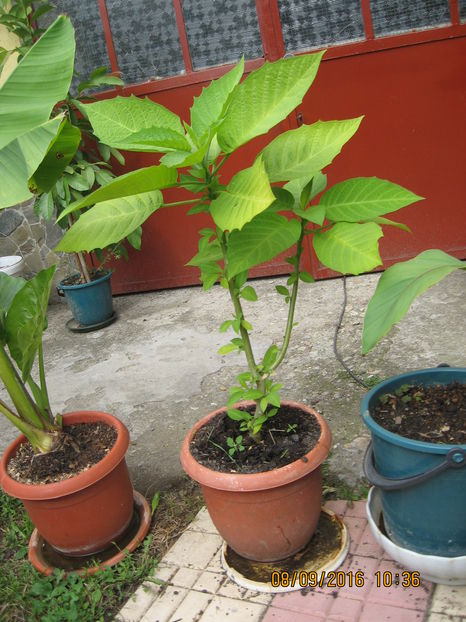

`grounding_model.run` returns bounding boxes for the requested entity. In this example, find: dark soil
[61,270,107,287]
[371,382,466,444]
[190,405,322,474]
[7,422,117,485]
